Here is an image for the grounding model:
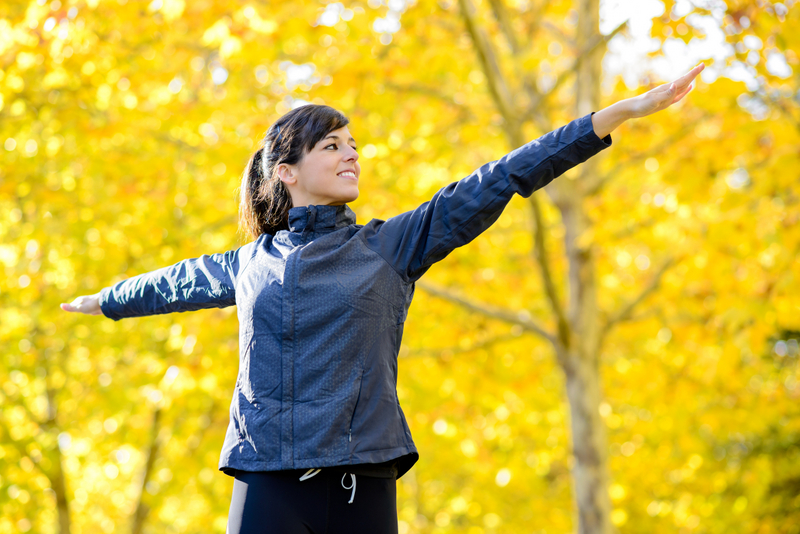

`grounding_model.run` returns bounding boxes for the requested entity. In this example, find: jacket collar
[287,204,356,234]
